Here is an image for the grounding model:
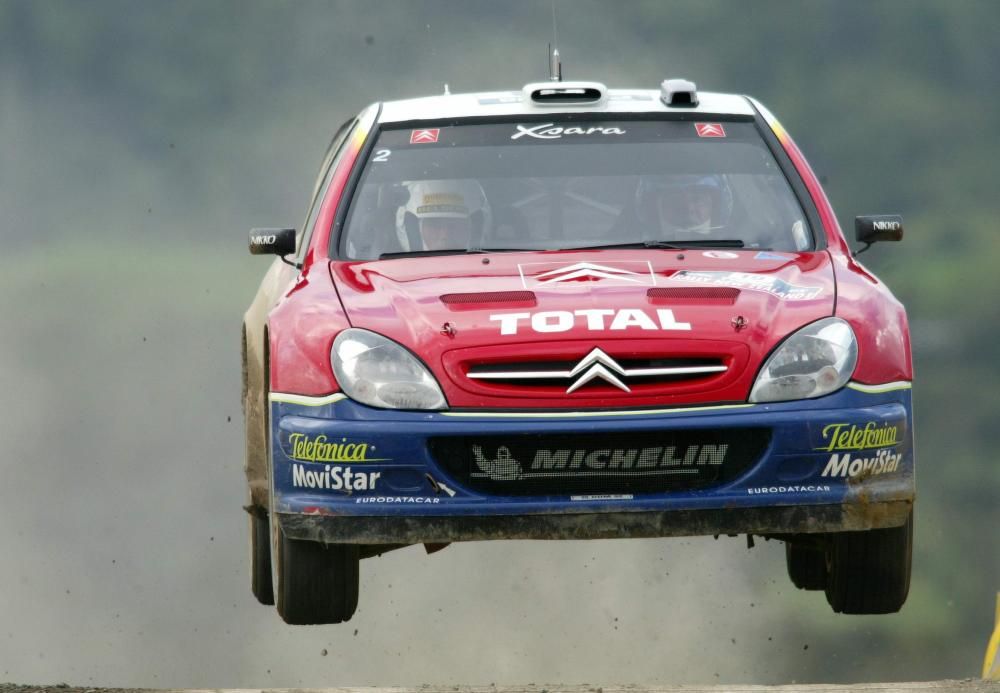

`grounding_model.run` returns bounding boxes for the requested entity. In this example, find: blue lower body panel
[268,385,914,544]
